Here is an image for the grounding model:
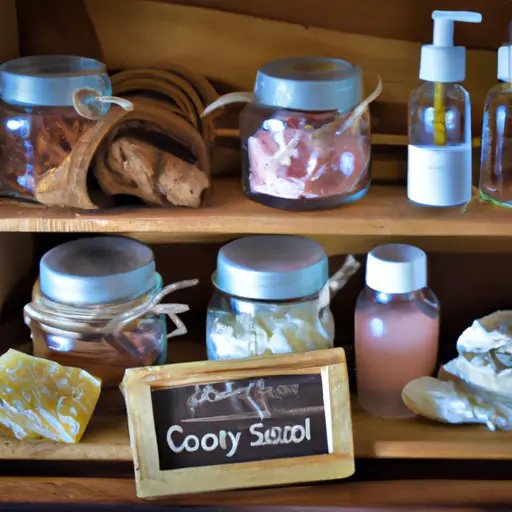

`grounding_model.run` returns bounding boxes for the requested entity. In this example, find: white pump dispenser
[407,10,482,208]
[420,11,482,83]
